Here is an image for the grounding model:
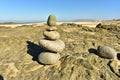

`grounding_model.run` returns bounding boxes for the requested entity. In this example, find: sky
[0,0,120,22]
